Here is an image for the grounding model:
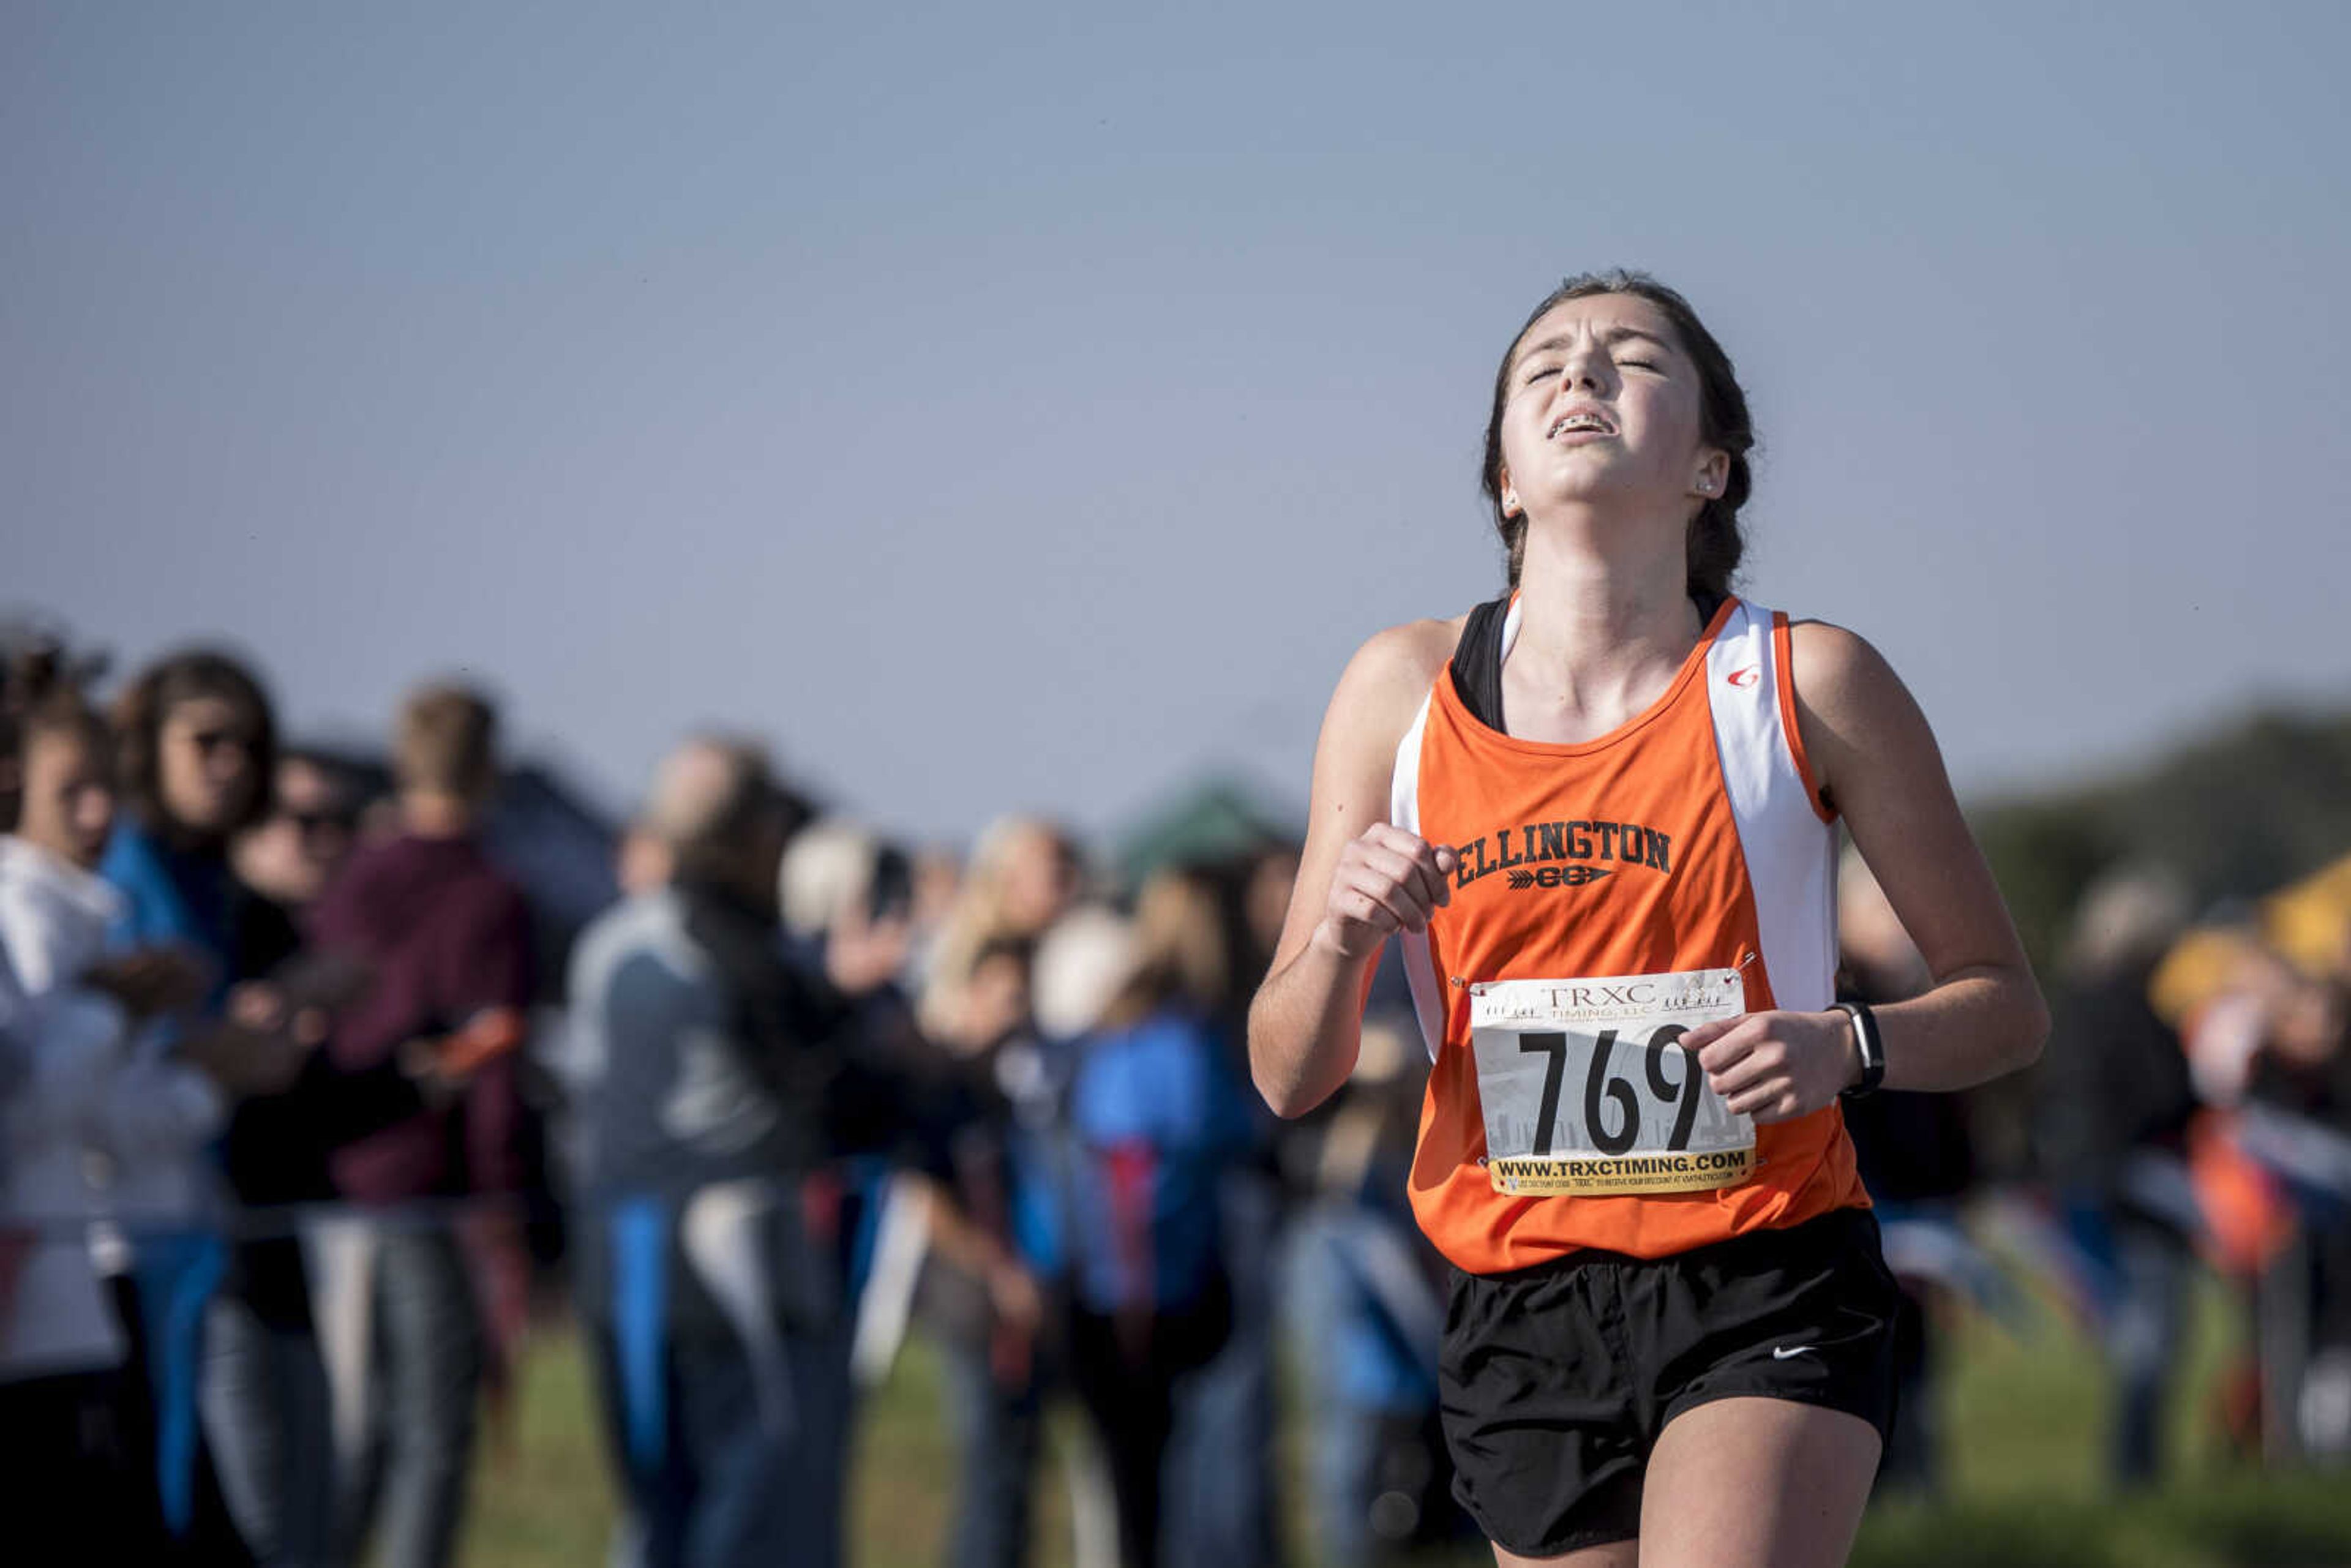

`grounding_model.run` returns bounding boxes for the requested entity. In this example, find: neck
[154,812,225,860]
[401,791,475,839]
[1510,503,1700,675]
